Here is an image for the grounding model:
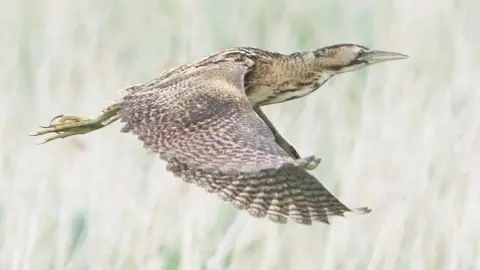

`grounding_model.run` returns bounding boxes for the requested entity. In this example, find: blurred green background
[1,0,479,269]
